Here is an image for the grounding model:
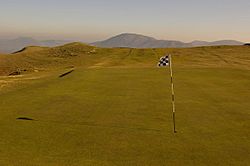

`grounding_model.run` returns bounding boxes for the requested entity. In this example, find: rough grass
[1,44,250,76]
[0,67,249,165]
